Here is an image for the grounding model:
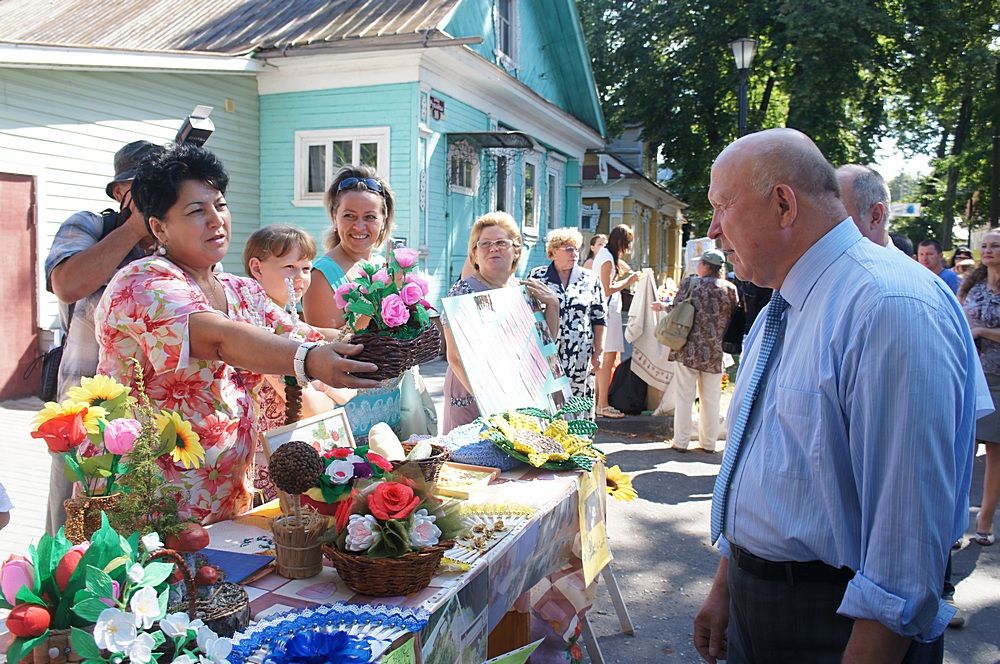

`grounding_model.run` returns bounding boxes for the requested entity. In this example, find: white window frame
[545,163,563,230]
[494,0,519,71]
[293,127,390,207]
[581,203,601,233]
[490,153,516,213]
[448,140,480,196]
[522,152,541,239]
